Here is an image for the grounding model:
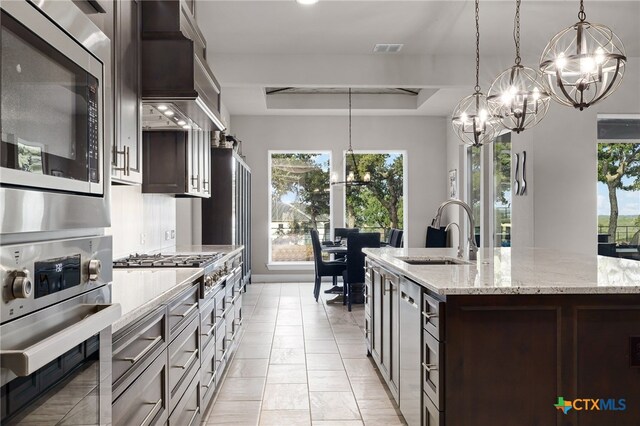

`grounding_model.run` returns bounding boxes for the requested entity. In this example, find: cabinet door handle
[114,146,127,171]
[172,302,198,318]
[125,145,131,176]
[186,407,200,426]
[139,399,163,426]
[422,362,438,372]
[202,325,215,338]
[203,371,216,389]
[422,311,438,320]
[178,350,198,369]
[120,336,162,364]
